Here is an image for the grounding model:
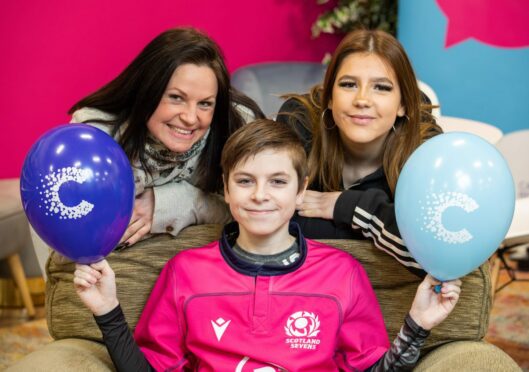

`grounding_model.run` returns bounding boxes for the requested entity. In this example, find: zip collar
[219,221,307,277]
